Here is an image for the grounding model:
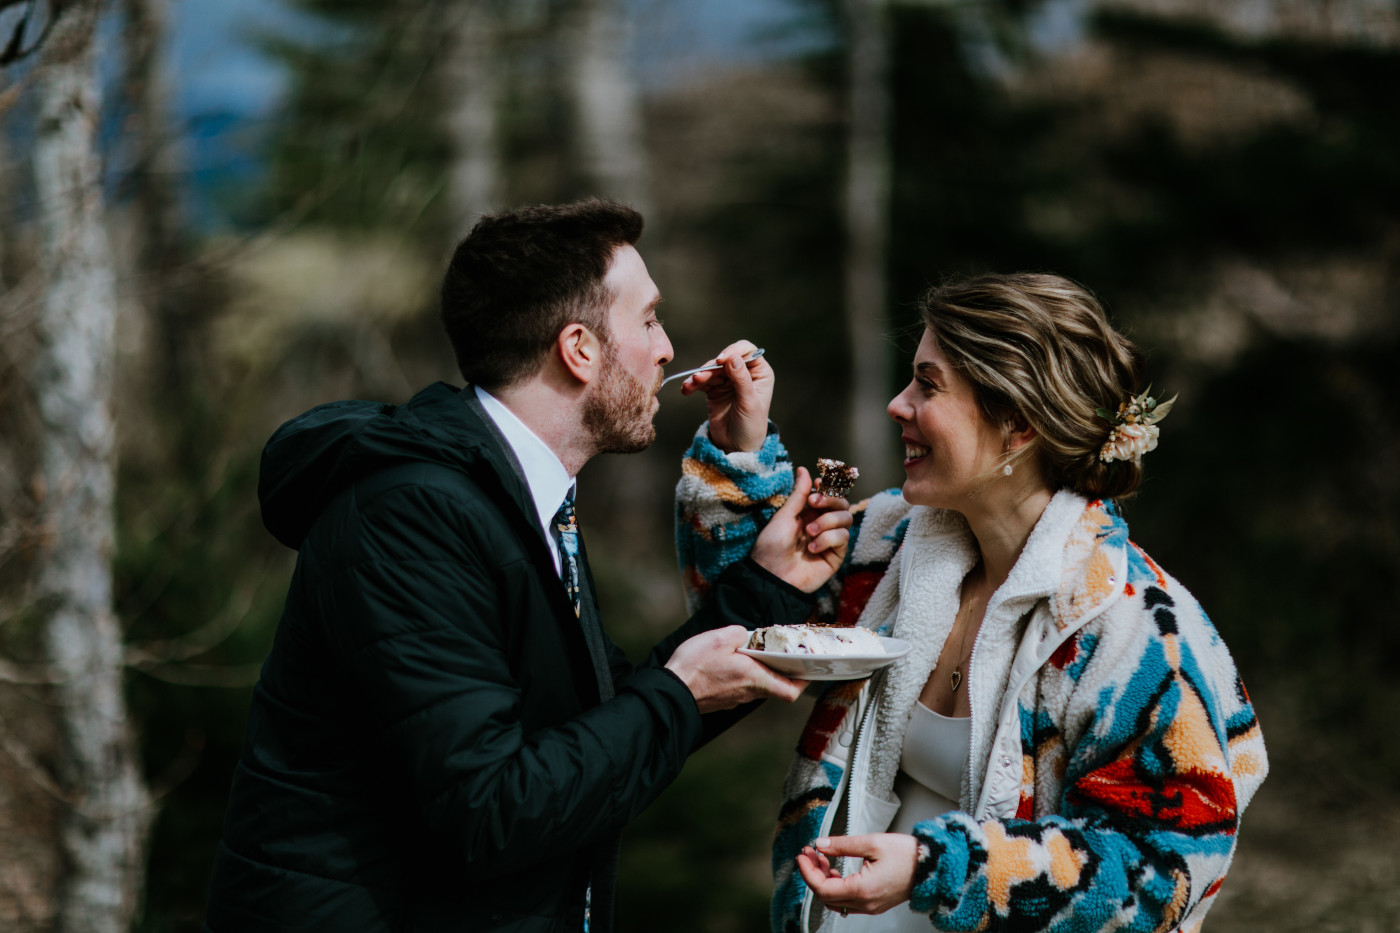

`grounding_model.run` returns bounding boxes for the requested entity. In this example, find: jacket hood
[258,382,526,548]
